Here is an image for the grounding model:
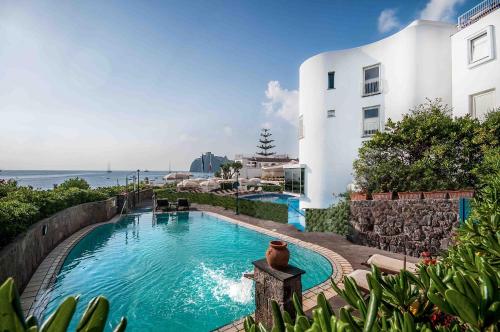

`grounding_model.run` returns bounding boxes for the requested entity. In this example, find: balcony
[458,0,499,30]
[362,78,381,97]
